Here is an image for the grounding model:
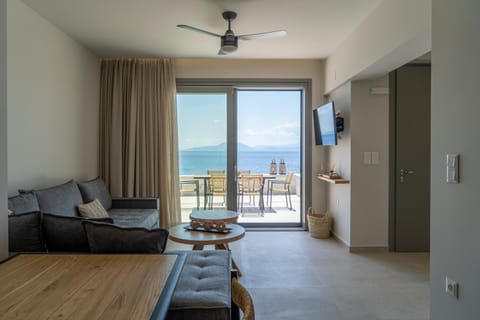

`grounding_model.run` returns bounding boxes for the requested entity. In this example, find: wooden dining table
[0,253,186,320]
